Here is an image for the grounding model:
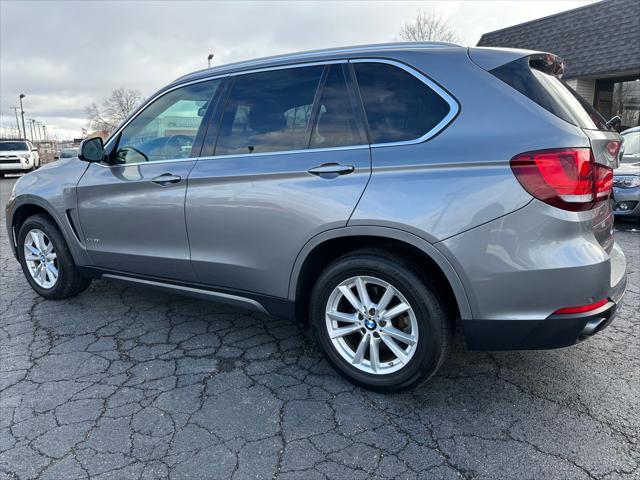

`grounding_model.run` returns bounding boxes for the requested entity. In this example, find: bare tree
[85,87,143,133]
[399,10,460,44]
